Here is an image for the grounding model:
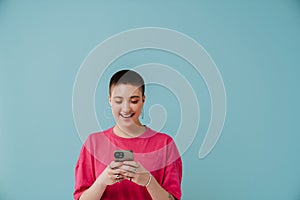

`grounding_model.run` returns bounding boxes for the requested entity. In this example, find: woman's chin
[117,118,140,129]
